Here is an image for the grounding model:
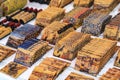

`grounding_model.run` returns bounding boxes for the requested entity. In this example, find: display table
[0,2,120,80]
